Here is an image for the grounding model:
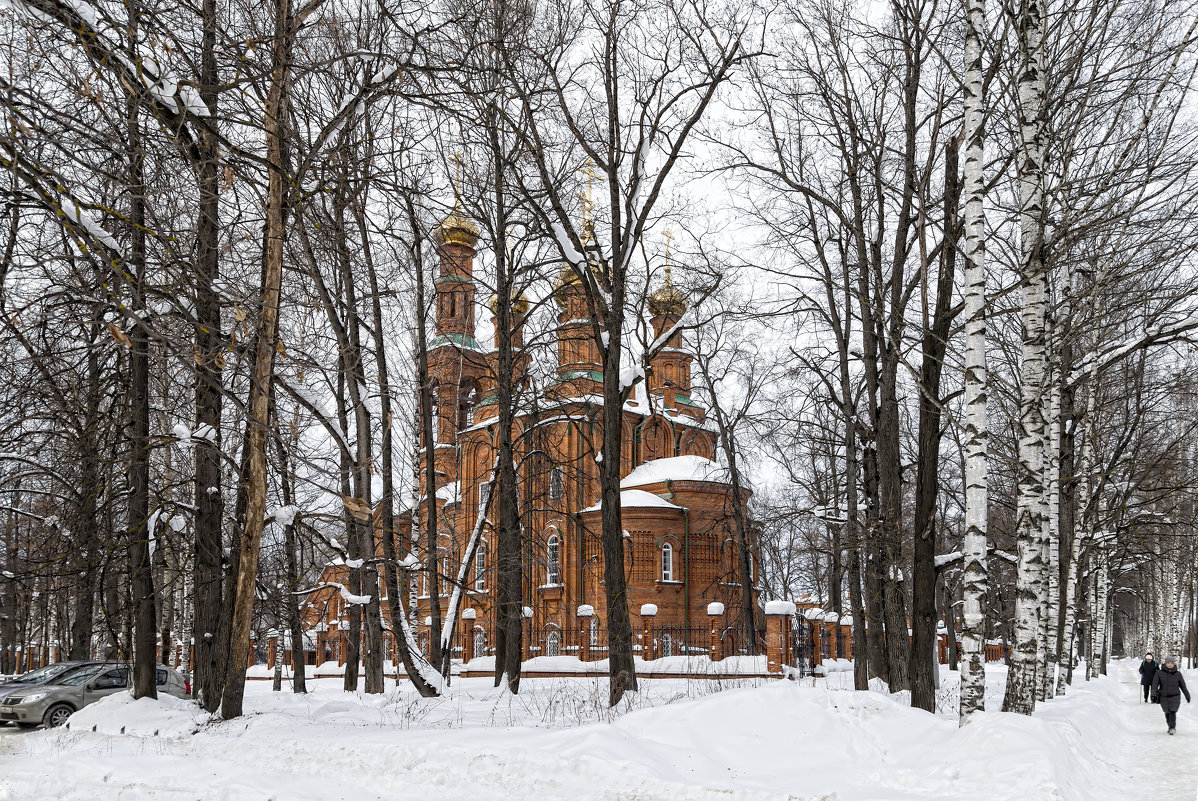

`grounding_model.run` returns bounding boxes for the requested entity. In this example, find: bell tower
[647,241,692,409]
[422,206,487,491]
